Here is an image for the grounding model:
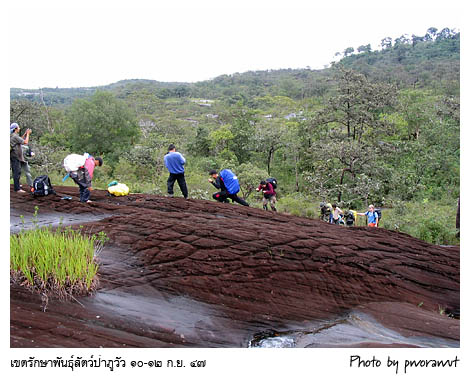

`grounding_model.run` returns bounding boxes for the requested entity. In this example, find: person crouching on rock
[70,155,103,203]
[256,180,277,211]
[208,169,249,206]
[358,204,379,227]
[164,144,188,199]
